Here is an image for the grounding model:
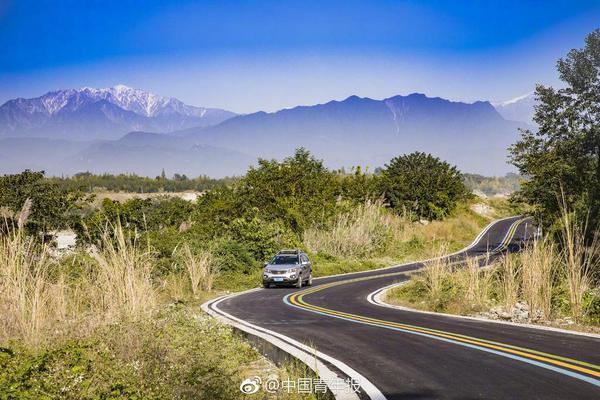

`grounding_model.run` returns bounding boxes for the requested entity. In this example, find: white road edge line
[367,282,600,339]
[202,291,386,400]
